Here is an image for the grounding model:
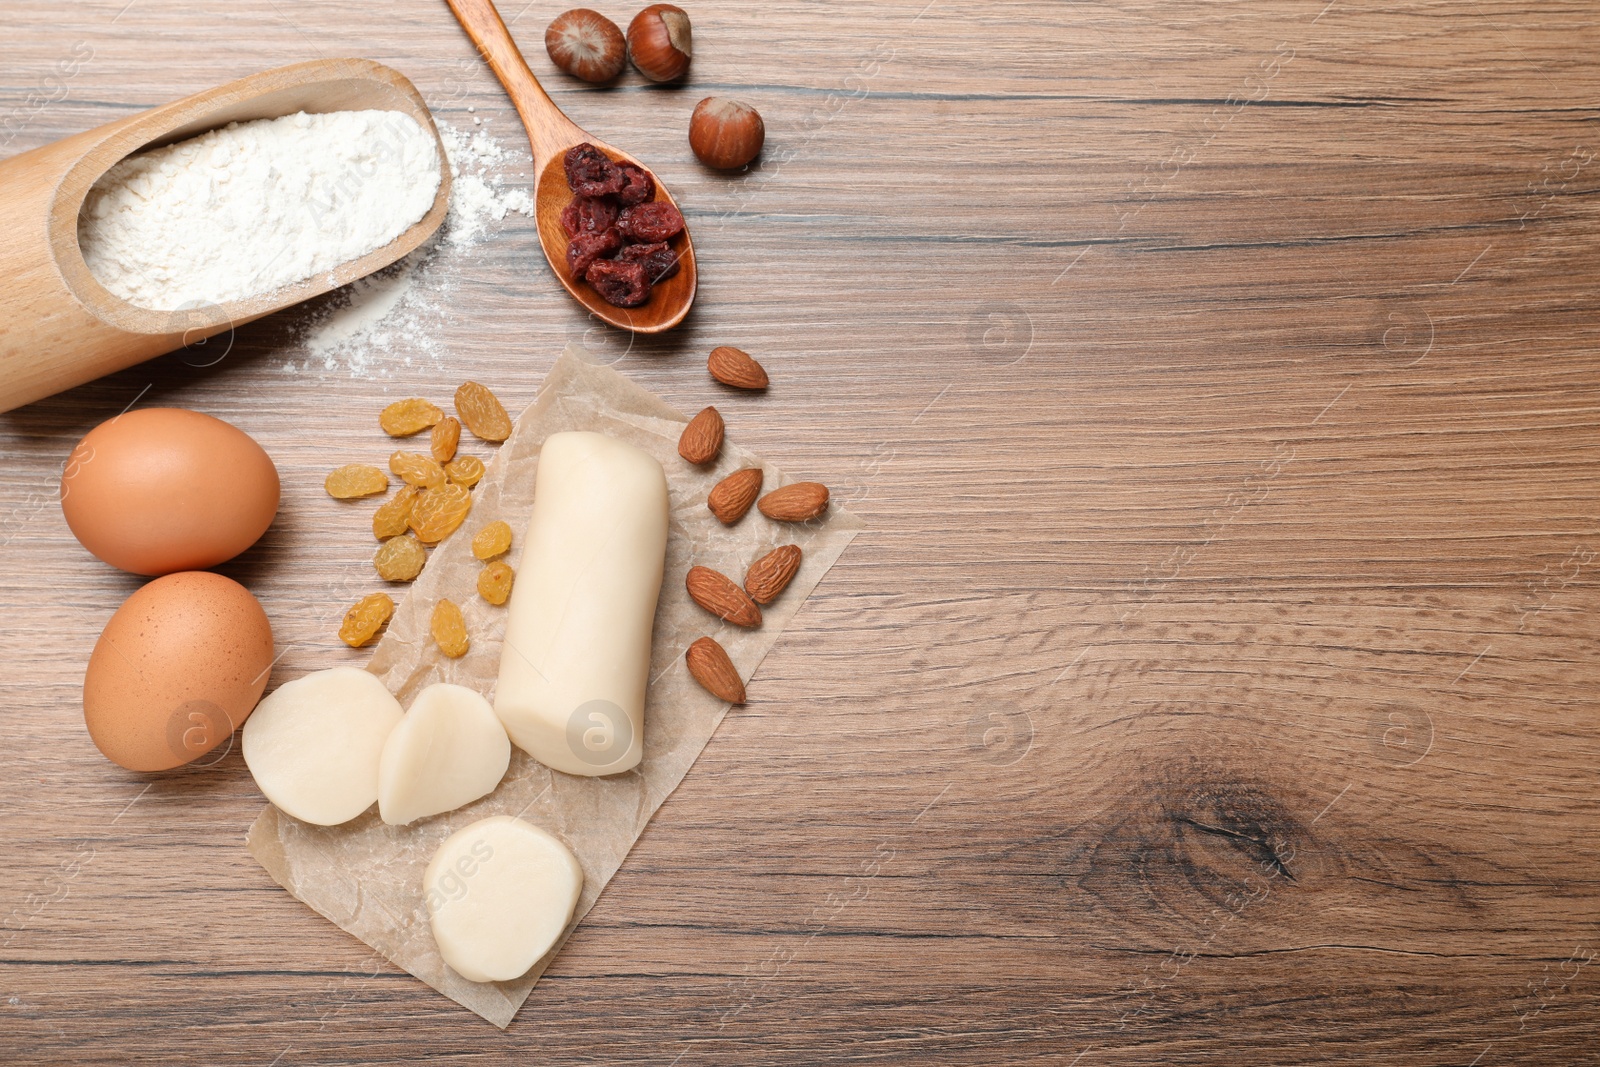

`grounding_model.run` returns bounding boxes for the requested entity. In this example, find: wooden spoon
[445,0,697,334]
